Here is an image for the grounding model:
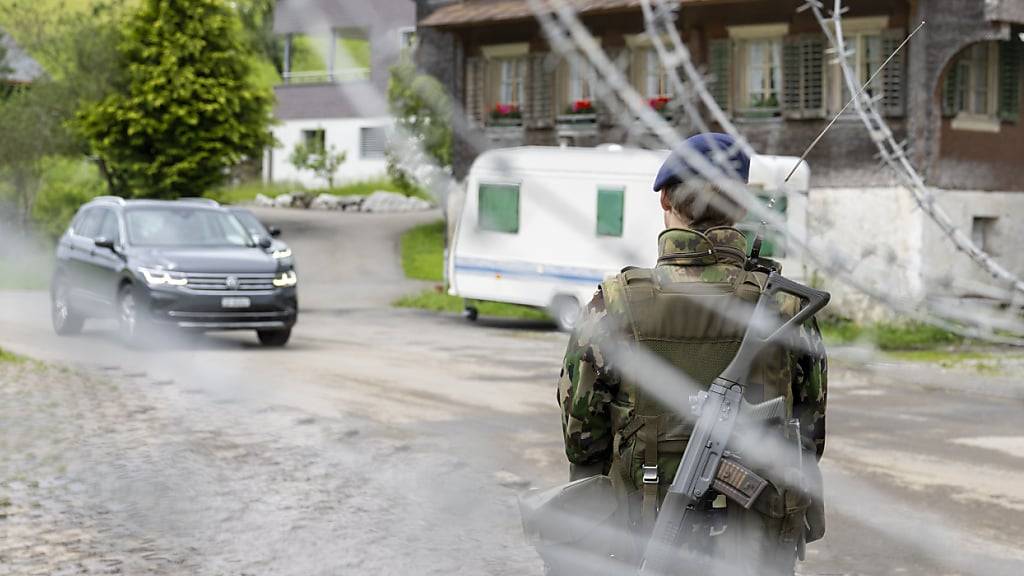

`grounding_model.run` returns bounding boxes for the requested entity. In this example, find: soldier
[555,133,828,575]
